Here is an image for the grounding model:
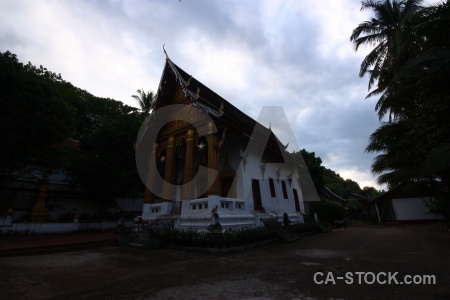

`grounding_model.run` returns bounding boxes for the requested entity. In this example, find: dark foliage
[0,51,145,211]
[159,224,321,249]
[309,200,346,223]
